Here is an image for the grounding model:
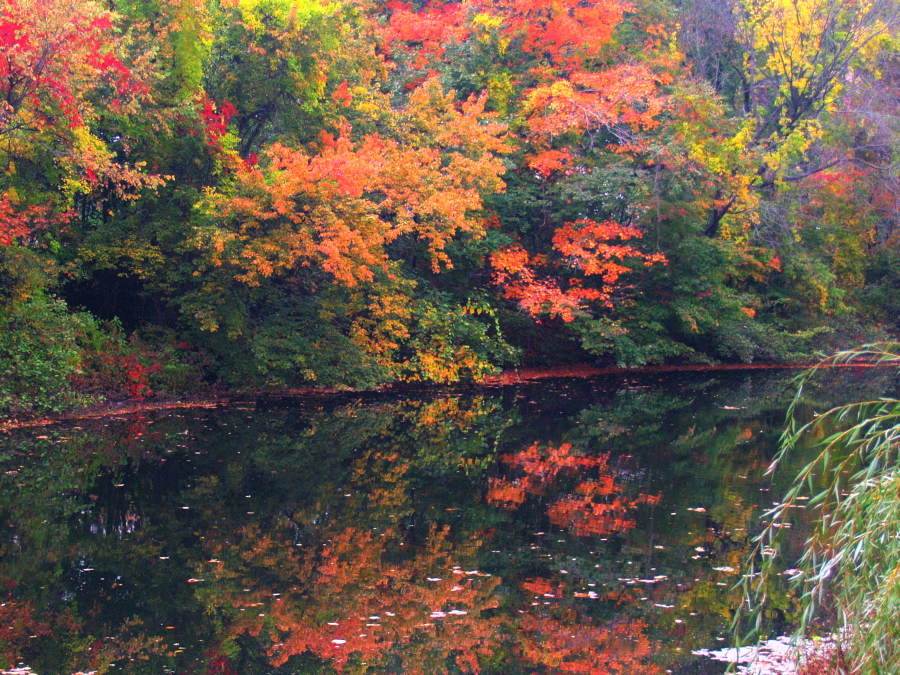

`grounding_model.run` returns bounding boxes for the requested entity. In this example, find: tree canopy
[1,0,899,415]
